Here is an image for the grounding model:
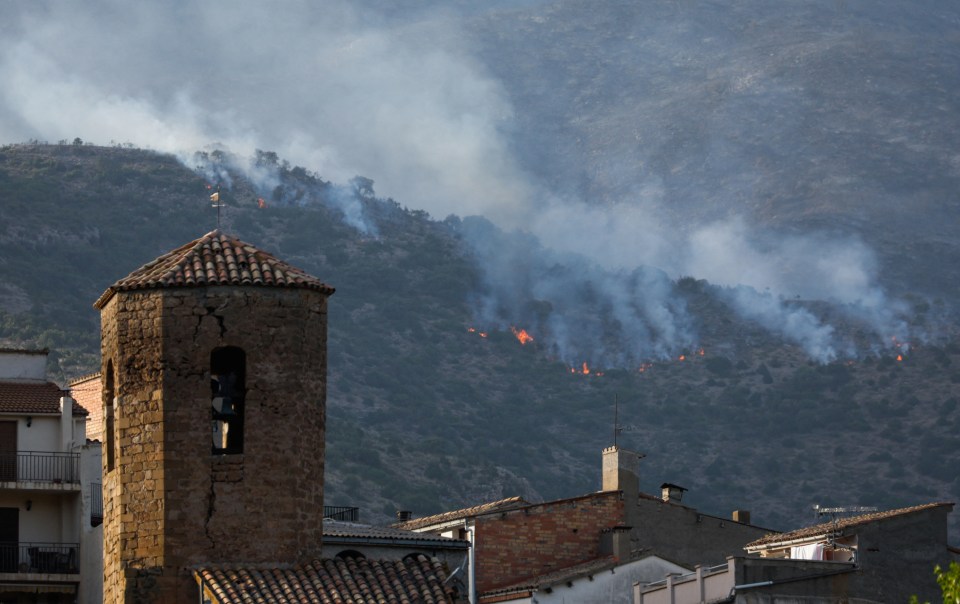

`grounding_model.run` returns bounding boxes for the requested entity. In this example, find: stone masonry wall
[474,491,624,593]
[101,290,165,603]
[100,285,329,603]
